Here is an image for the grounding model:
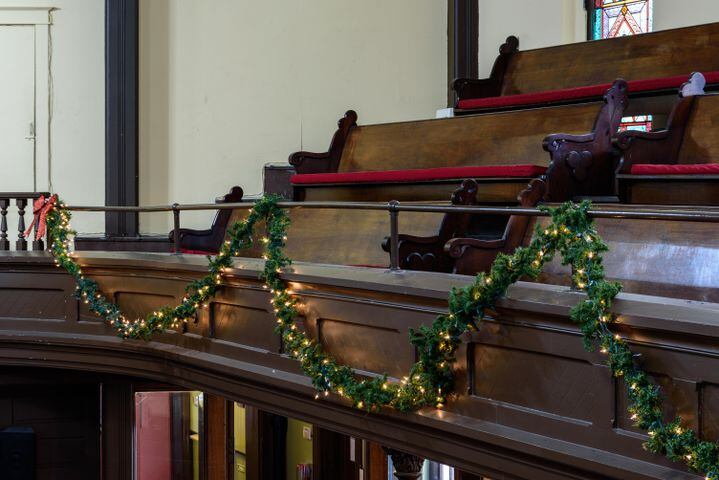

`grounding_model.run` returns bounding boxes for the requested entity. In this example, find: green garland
[46,196,718,478]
